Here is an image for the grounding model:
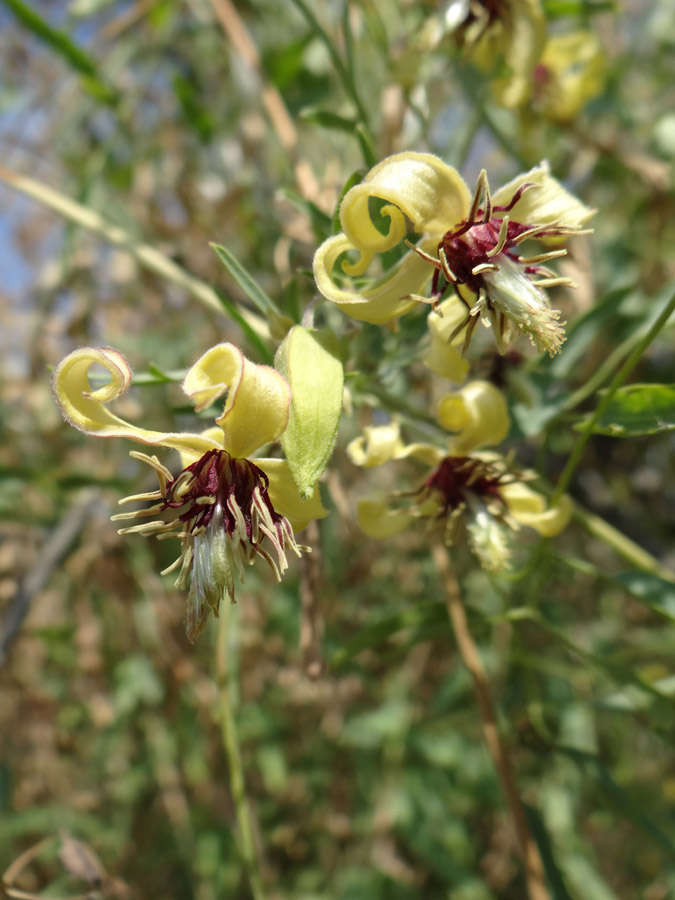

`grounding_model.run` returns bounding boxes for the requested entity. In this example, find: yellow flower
[52,344,326,641]
[347,380,509,467]
[424,297,471,382]
[432,0,547,108]
[313,152,594,356]
[532,32,605,122]
[348,382,570,571]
